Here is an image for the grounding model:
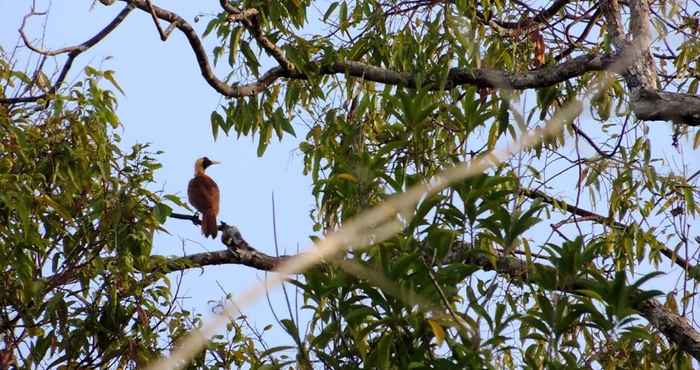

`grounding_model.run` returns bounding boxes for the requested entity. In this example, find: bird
[187,157,221,238]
